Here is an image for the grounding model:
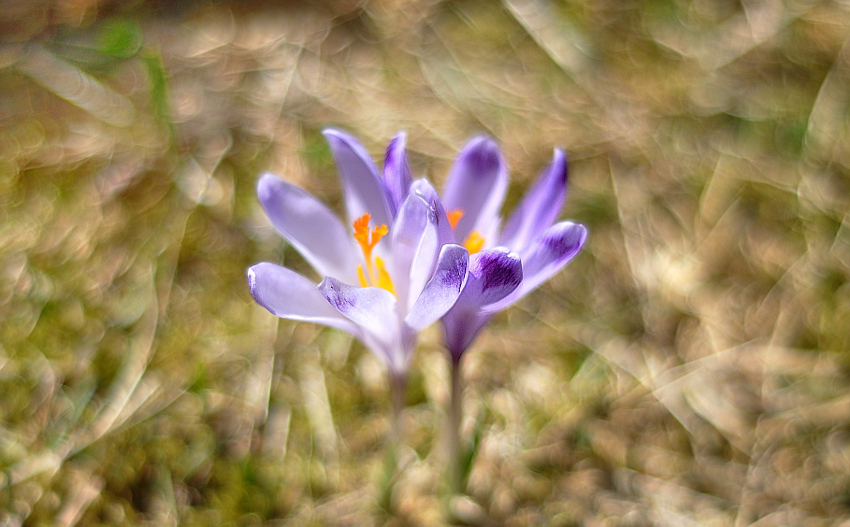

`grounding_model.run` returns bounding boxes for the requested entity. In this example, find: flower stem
[390,371,406,442]
[447,355,464,495]
[379,371,406,512]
